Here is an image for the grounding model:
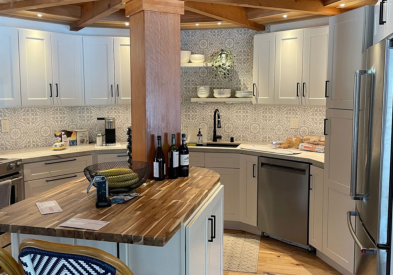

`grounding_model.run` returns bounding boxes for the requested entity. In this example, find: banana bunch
[98,168,140,188]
